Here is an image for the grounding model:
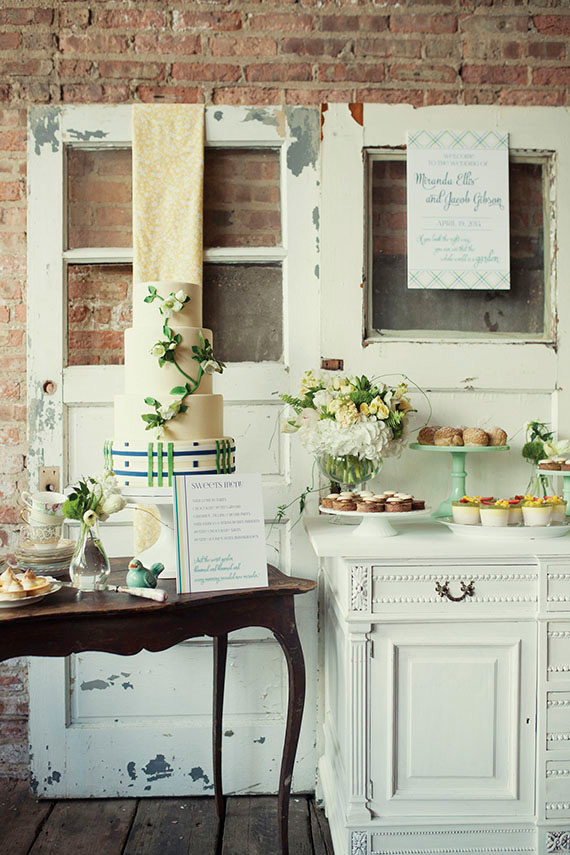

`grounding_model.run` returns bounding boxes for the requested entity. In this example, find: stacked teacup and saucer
[16,491,75,577]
